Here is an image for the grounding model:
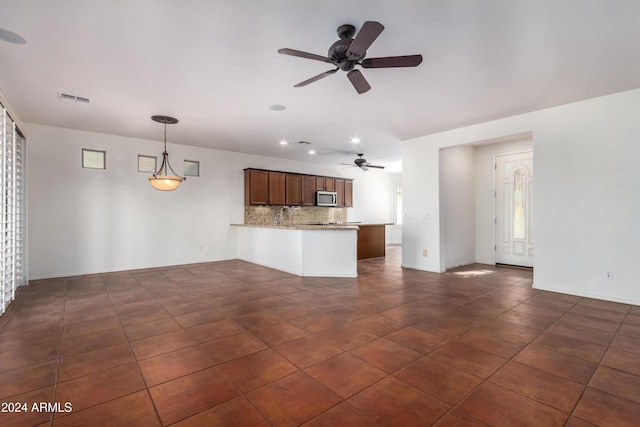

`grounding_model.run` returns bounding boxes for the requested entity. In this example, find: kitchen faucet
[275,206,291,226]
